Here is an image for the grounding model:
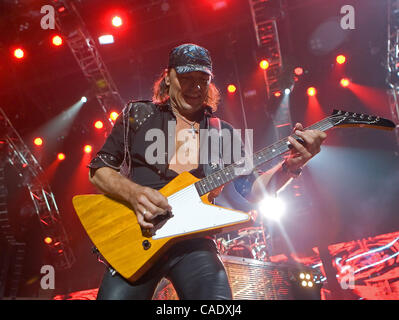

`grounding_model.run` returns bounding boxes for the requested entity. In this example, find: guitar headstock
[330,109,396,131]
